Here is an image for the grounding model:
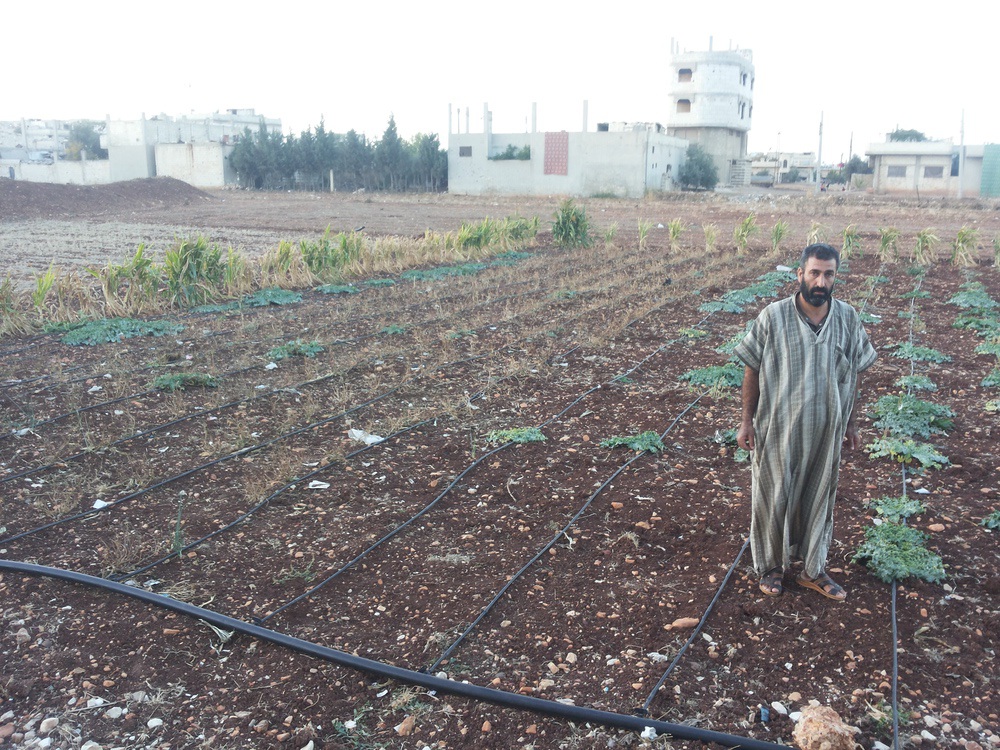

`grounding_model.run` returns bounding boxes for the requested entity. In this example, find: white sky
[4,1,997,163]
